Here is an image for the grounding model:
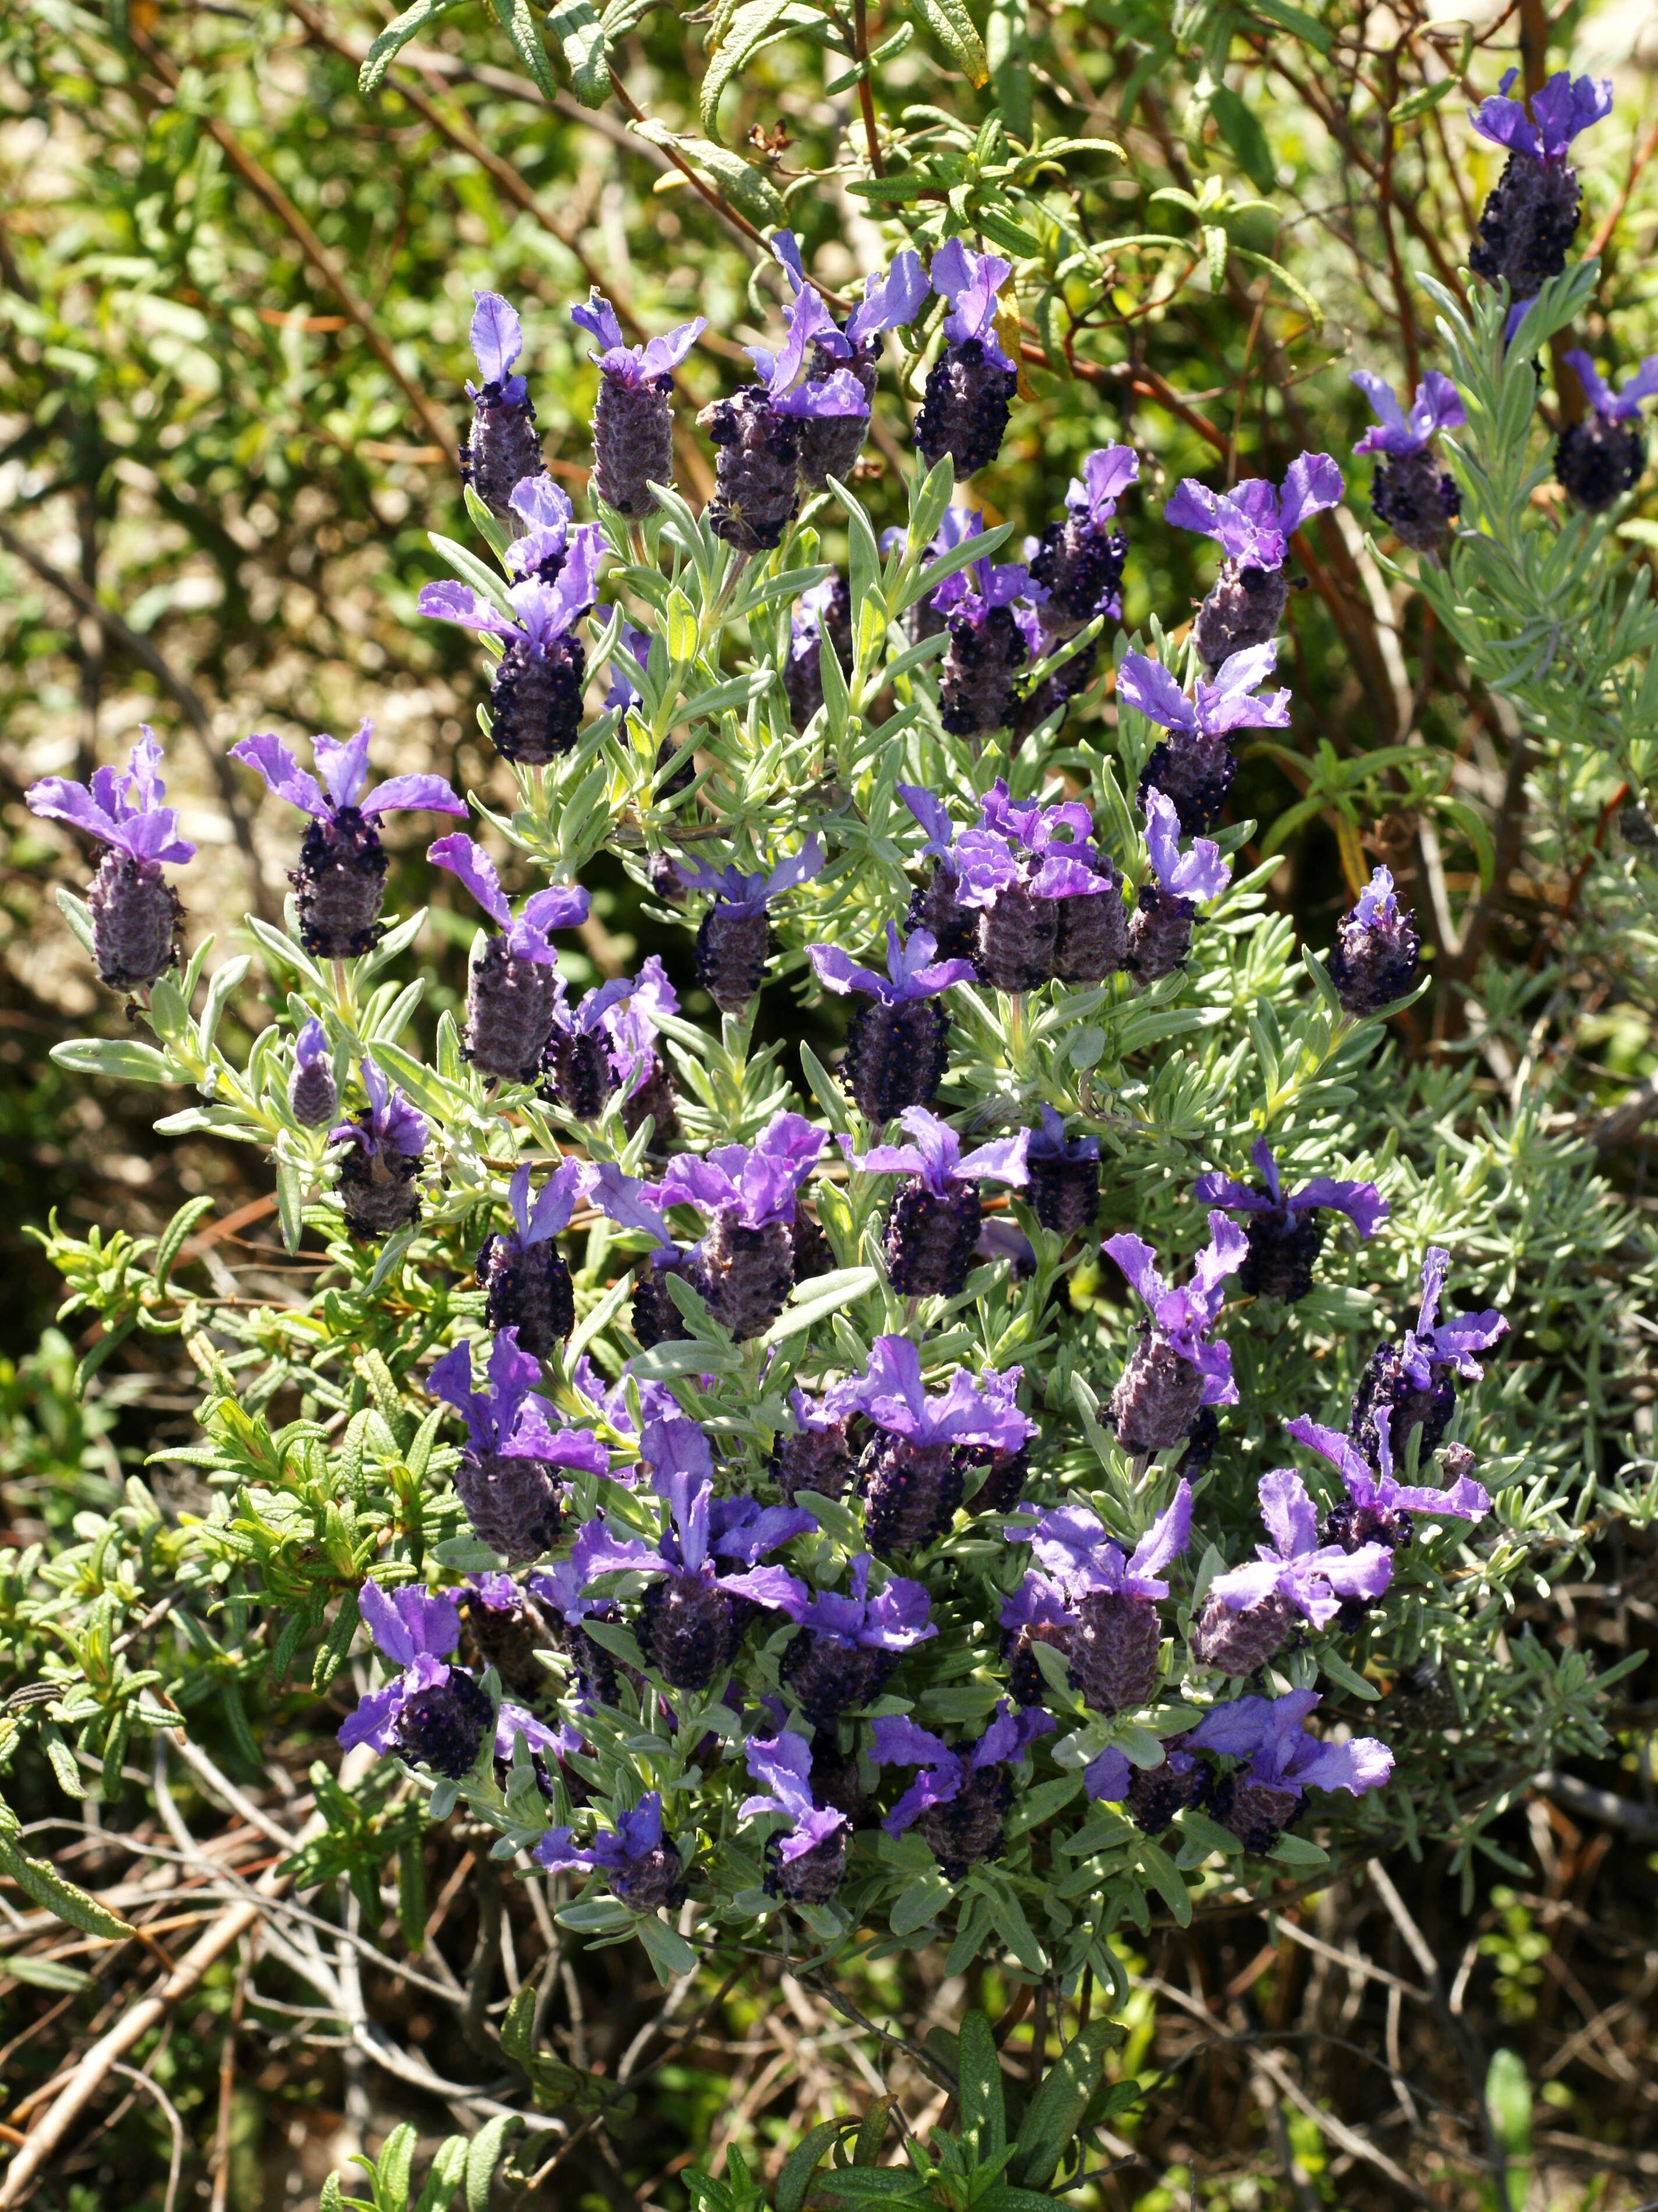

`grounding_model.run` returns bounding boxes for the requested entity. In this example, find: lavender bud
[591,370,674,519]
[1210,1774,1301,1856]
[1005,1618,1071,1706]
[1370,448,1462,552]
[476,1231,575,1357]
[463,941,561,1083]
[1068,1590,1162,1713]
[1053,869,1128,985]
[465,391,544,517]
[916,1765,1011,1880]
[694,1214,796,1341]
[700,389,802,554]
[394,1666,493,1777]
[86,852,183,993]
[766,1825,846,1903]
[975,881,1058,993]
[490,633,586,765]
[915,340,1018,479]
[454,1451,567,1565]
[841,996,951,1124]
[859,1435,963,1556]
[1136,731,1237,837]
[785,575,854,732]
[1349,1343,1455,1465]
[1189,1591,1295,1677]
[1028,514,1126,636]
[1556,415,1646,513]
[622,1056,681,1146]
[559,1616,625,1710]
[883,1180,981,1298]
[636,1573,741,1690]
[780,1633,898,1722]
[291,808,387,961]
[463,1586,555,1701]
[289,1056,338,1130]
[696,904,770,1014]
[1125,884,1196,985]
[611,1834,687,1912]
[773,1417,855,1506]
[1441,1441,1478,1483]
[1469,154,1582,299]
[905,861,979,968]
[542,1029,615,1120]
[338,1140,422,1243]
[1329,896,1420,1020]
[632,1259,695,1351]
[1125,1750,1207,1836]
[940,604,1028,738]
[1028,1156,1099,1240]
[1235,1206,1324,1303]
[1191,561,1288,674]
[1110,1332,1205,1454]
